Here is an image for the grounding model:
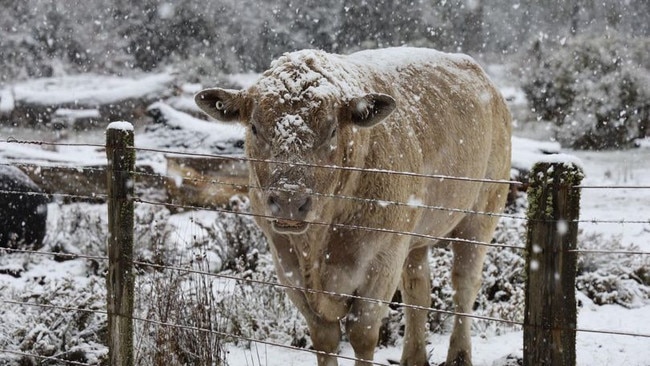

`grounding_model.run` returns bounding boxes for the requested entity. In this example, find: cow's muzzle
[267,190,312,234]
